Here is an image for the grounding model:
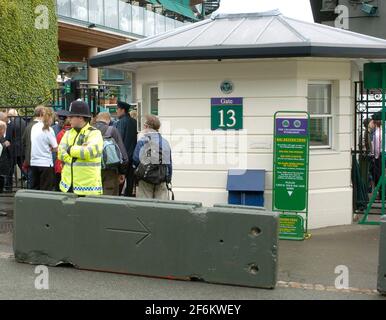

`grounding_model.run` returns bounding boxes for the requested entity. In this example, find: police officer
[57,101,104,195]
